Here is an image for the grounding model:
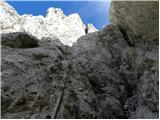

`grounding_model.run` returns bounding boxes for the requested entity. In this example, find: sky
[7,0,111,30]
